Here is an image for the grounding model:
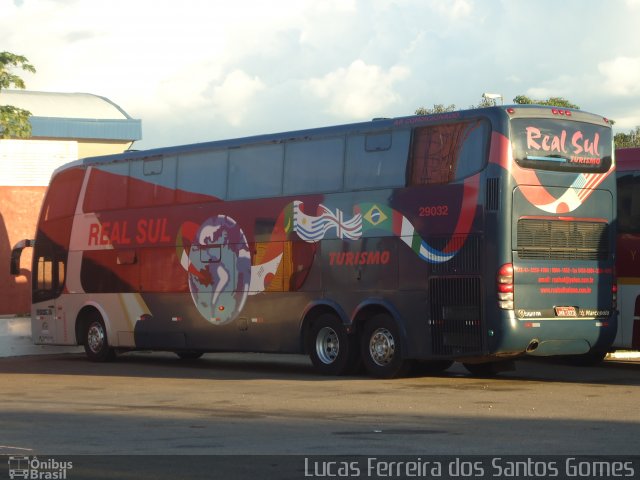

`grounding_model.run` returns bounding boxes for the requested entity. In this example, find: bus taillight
[551,108,572,117]
[497,263,514,310]
[612,282,618,310]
